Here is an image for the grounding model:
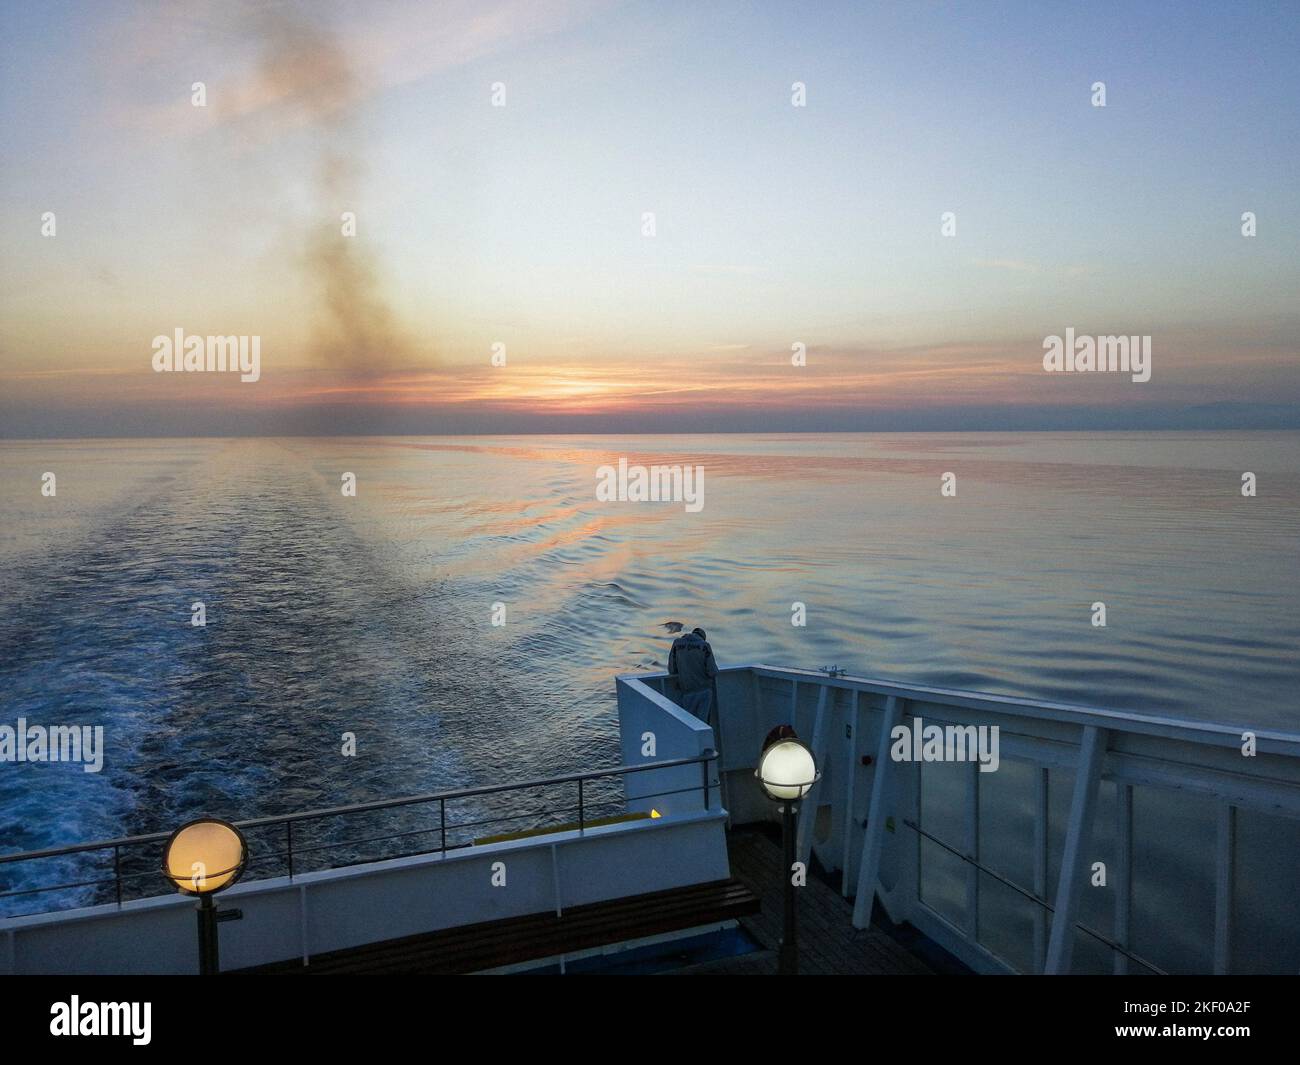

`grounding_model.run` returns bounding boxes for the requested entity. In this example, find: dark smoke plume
[237,4,419,374]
